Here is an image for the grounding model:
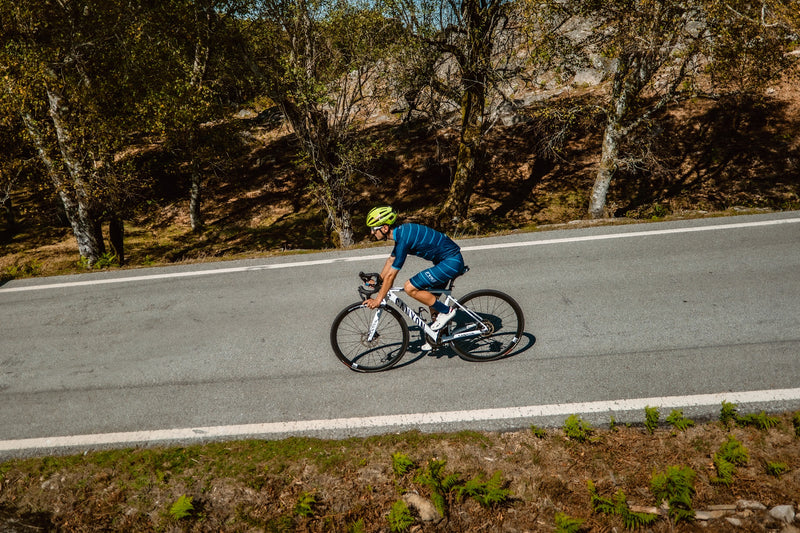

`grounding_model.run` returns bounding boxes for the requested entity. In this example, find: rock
[725,517,744,527]
[738,500,768,511]
[696,510,732,520]
[403,493,443,523]
[769,505,796,524]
